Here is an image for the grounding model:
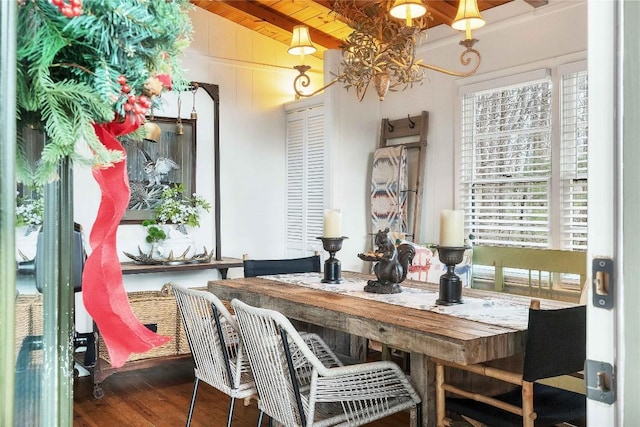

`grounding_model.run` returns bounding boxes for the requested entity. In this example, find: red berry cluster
[117,75,151,121]
[51,0,82,18]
